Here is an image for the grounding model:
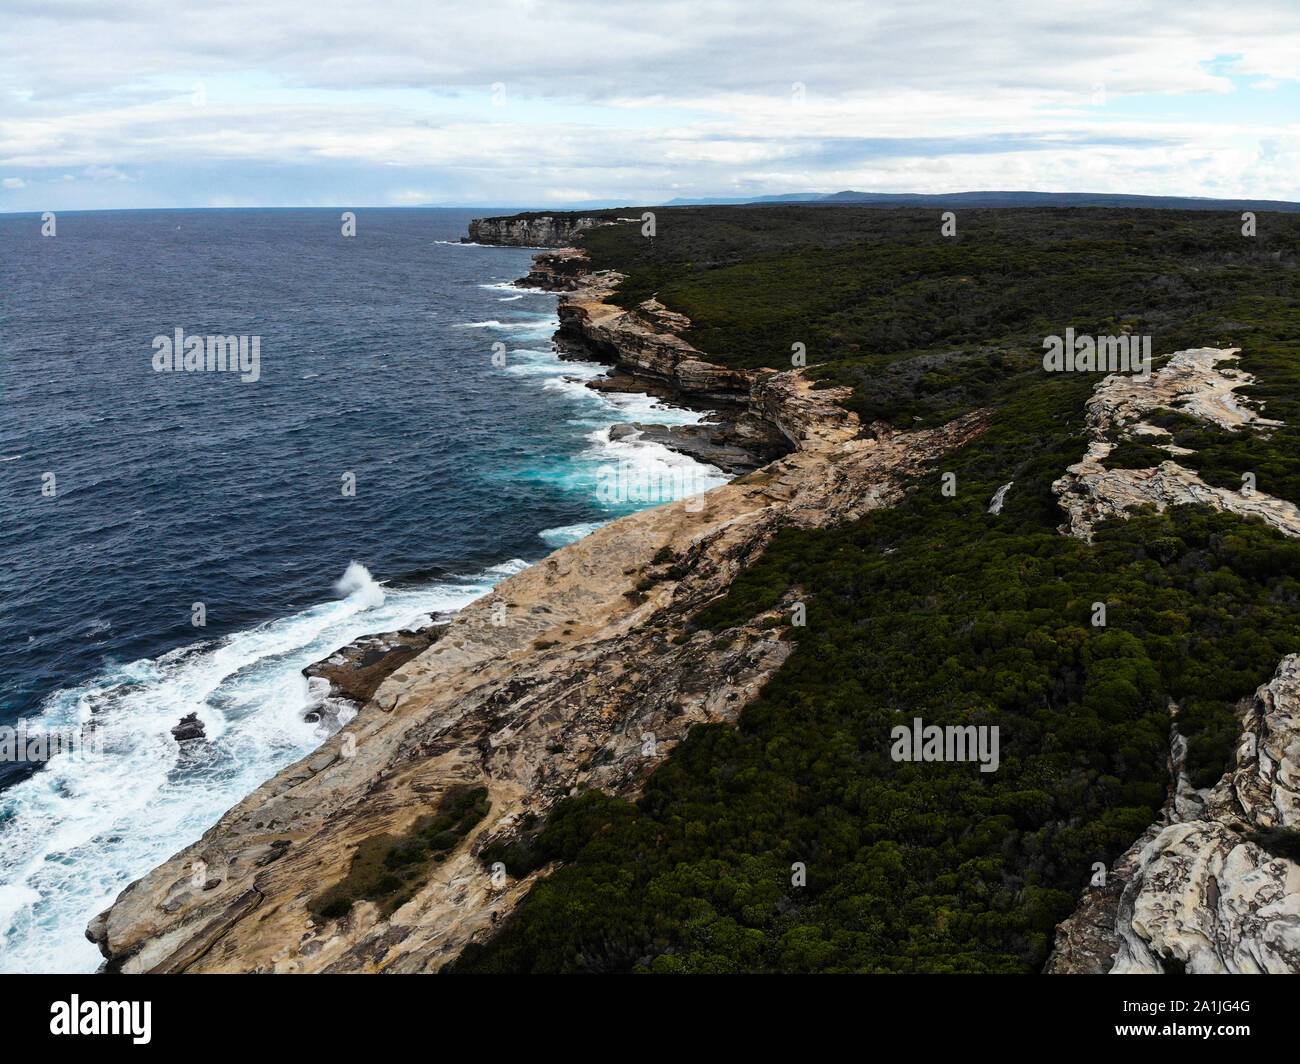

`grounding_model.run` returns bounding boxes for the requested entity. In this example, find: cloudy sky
[2,0,1298,210]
